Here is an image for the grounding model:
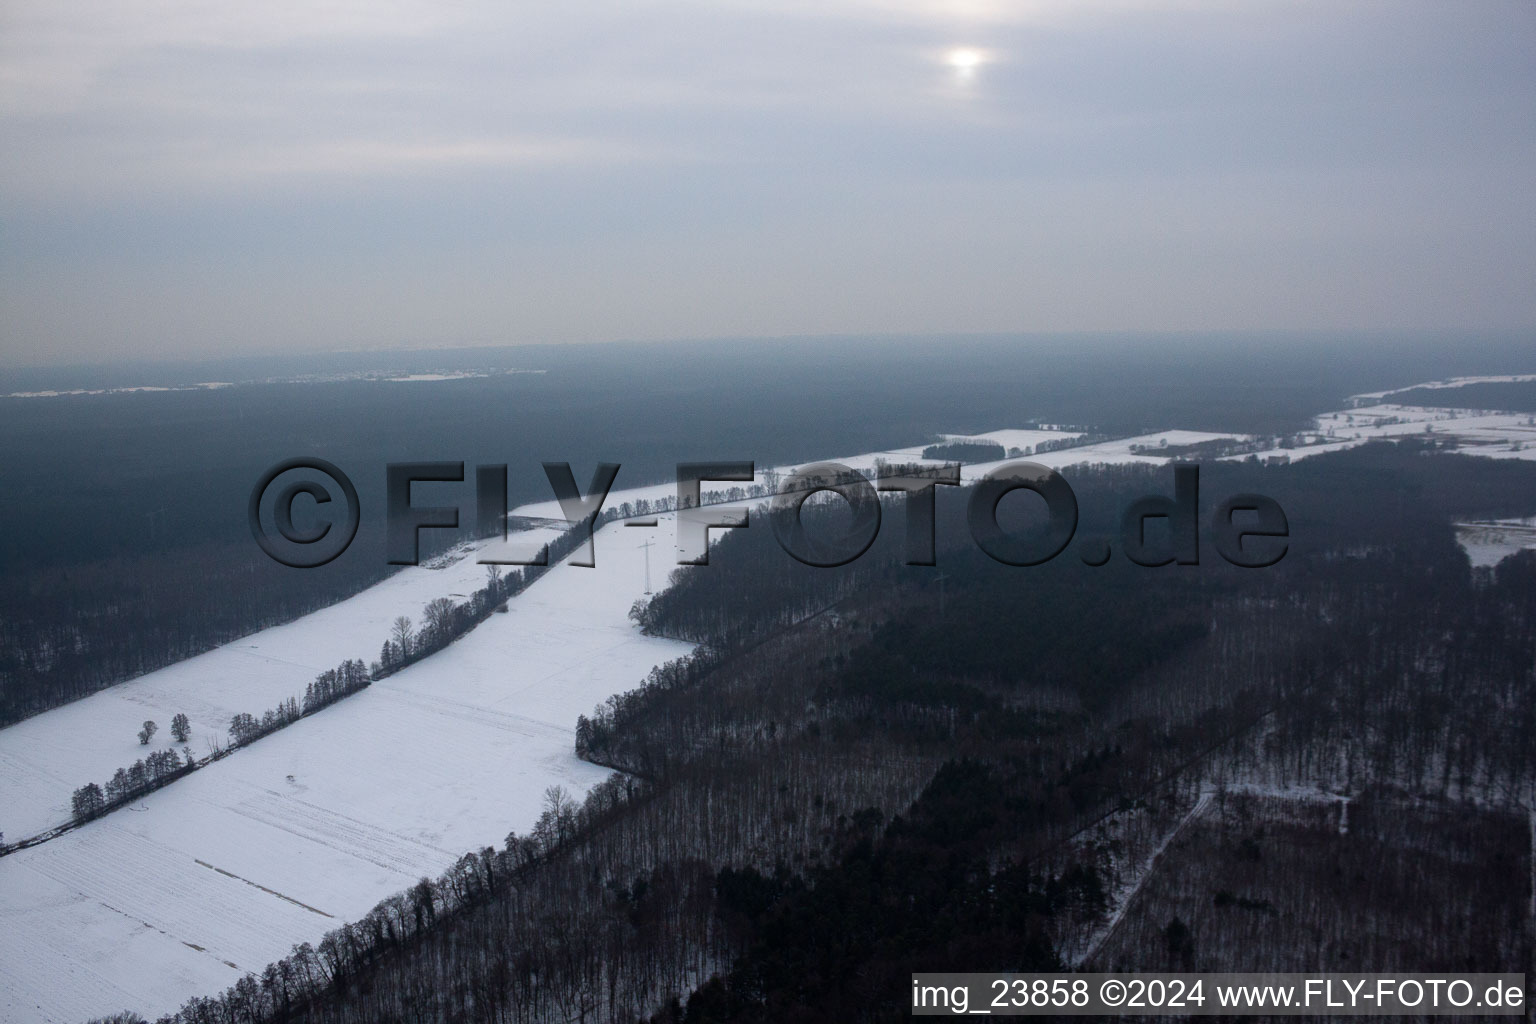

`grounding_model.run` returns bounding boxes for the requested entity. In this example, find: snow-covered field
[0,520,691,1023]
[0,529,563,841]
[1277,404,1536,462]
[513,428,1250,523]
[1231,376,1536,465]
